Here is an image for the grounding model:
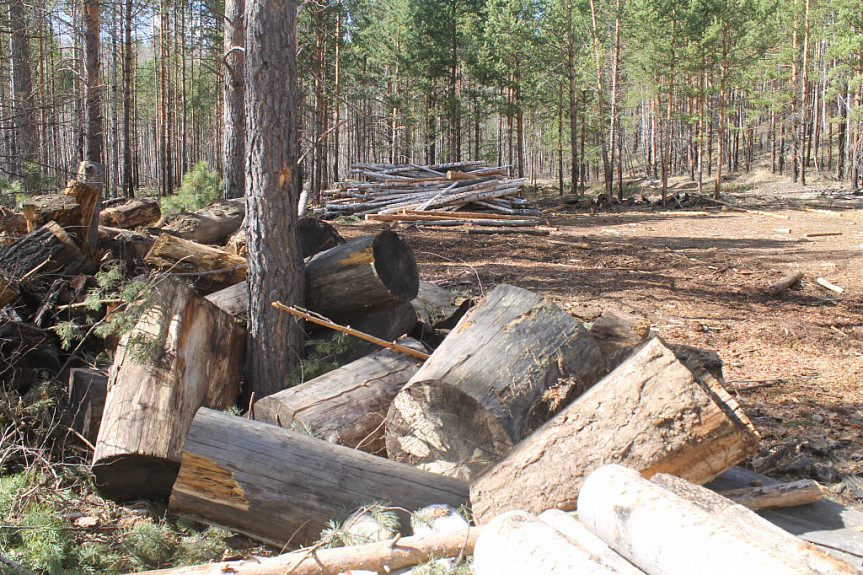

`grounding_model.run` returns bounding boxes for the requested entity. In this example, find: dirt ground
[339,171,863,500]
